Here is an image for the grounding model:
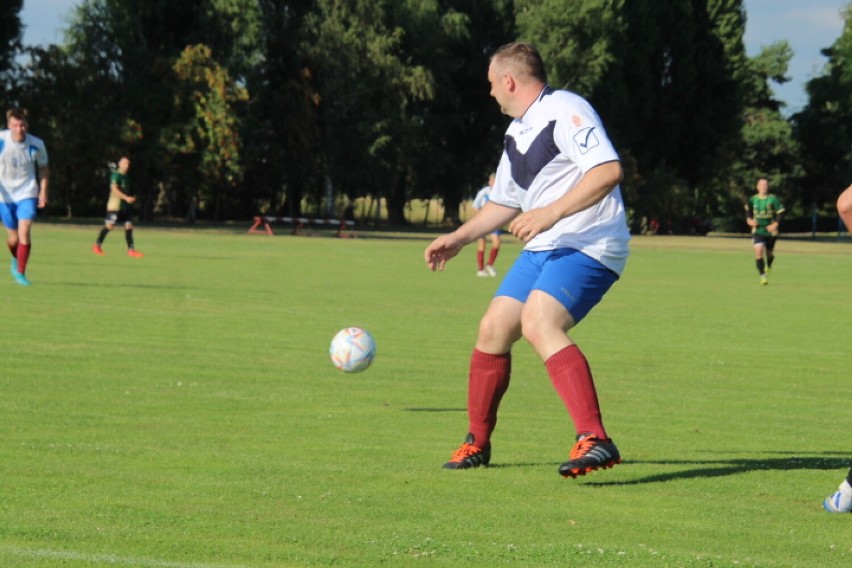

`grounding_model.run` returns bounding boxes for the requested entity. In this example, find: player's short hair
[6,107,28,122]
[490,42,548,84]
